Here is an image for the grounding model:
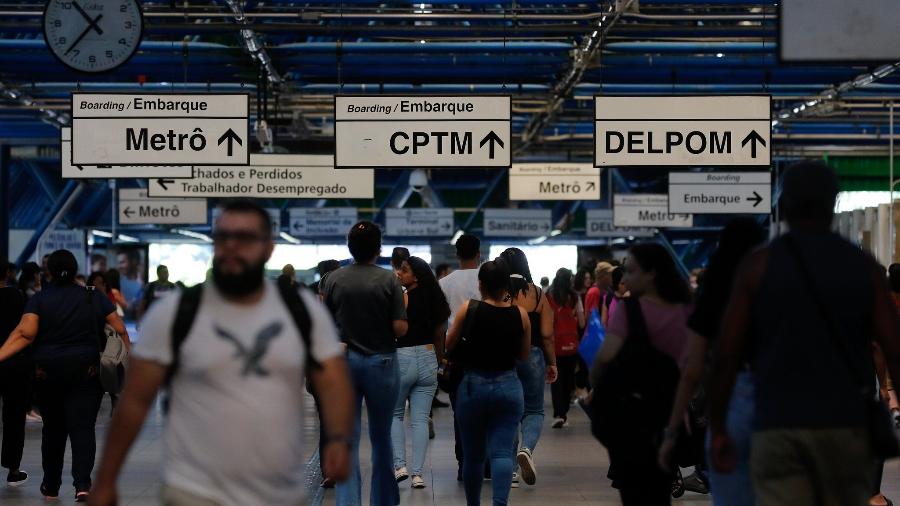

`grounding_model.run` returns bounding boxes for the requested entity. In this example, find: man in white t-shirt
[90,201,354,506]
[437,233,482,479]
